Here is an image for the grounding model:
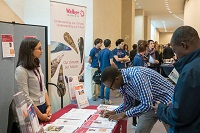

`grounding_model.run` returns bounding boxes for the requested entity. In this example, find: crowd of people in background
[92,26,200,133]
[88,37,178,130]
